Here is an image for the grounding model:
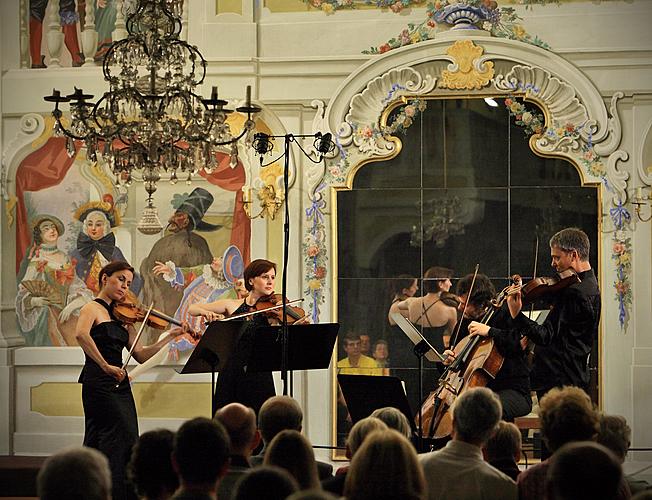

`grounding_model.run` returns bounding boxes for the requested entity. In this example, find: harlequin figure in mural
[70,195,142,296]
[29,0,84,68]
[139,187,220,342]
[128,246,246,382]
[16,214,93,346]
